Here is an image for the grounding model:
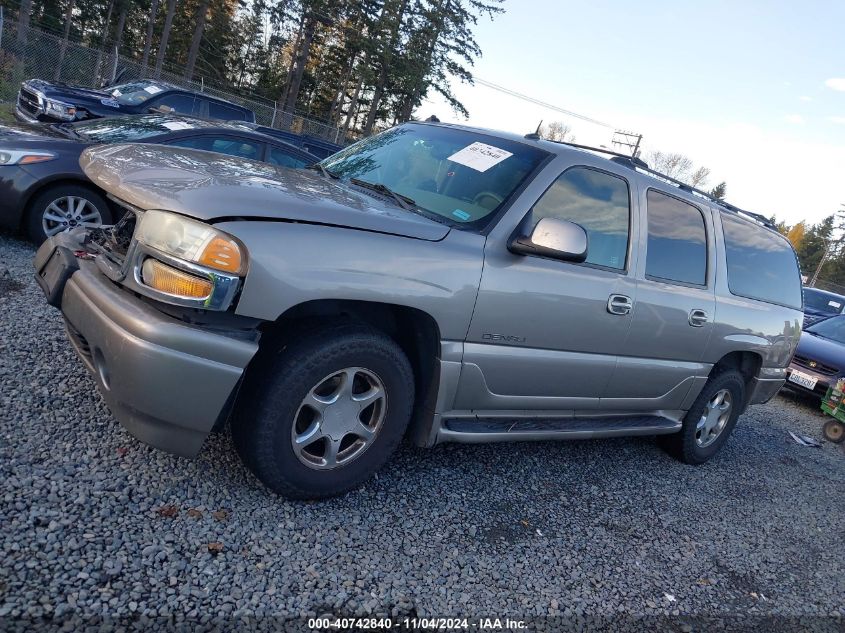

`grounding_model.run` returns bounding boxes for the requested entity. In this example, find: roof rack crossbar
[543,139,778,231]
